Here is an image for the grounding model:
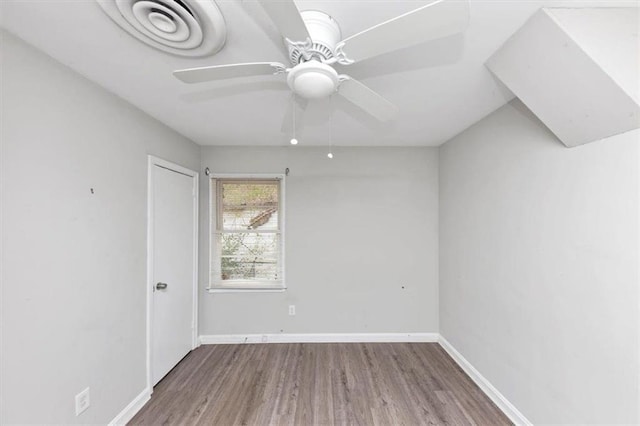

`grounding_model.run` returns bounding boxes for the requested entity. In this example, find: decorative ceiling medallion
[97,0,226,57]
